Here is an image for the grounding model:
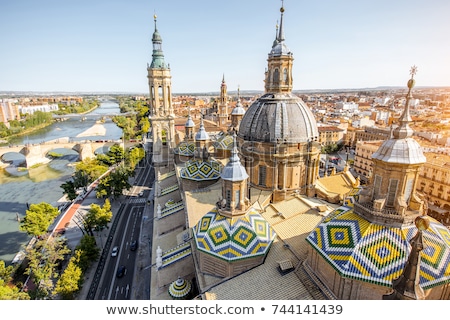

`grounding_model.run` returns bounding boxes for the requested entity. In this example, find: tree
[108,143,125,164]
[96,165,133,199]
[53,251,83,299]
[84,199,113,236]
[126,146,145,169]
[24,236,70,299]
[75,158,109,181]
[20,203,59,237]
[60,180,77,201]
[75,235,100,272]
